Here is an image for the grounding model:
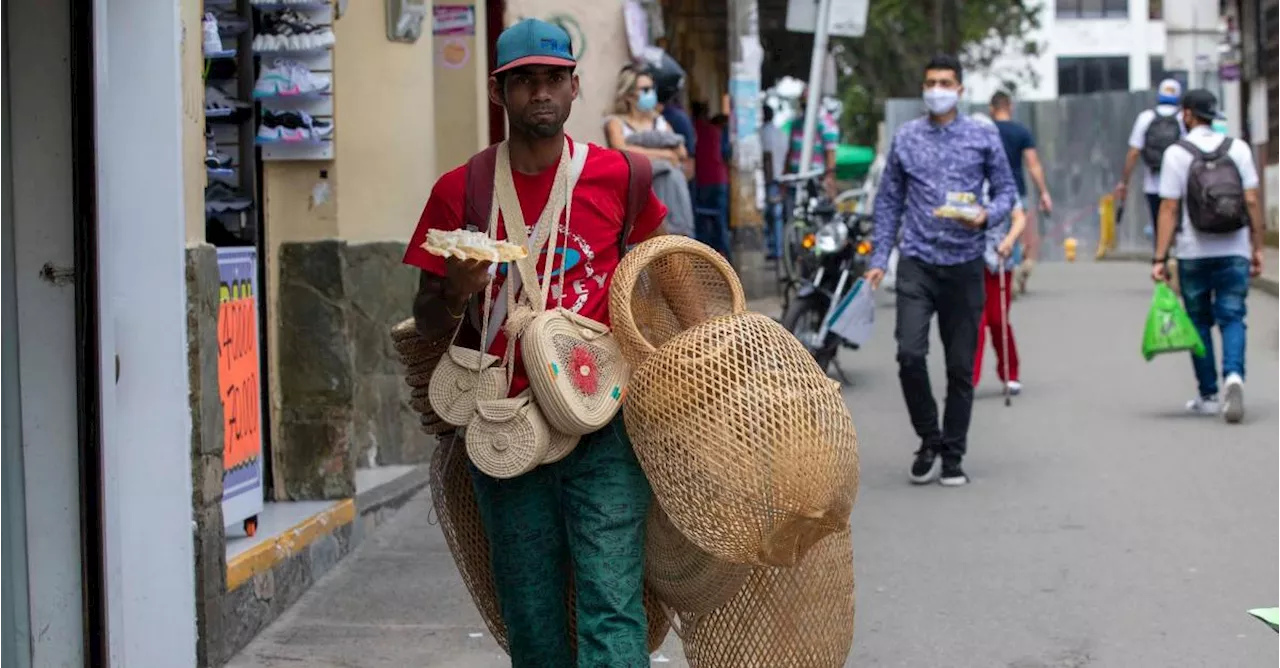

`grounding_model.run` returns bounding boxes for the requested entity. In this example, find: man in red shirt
[402,19,667,668]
